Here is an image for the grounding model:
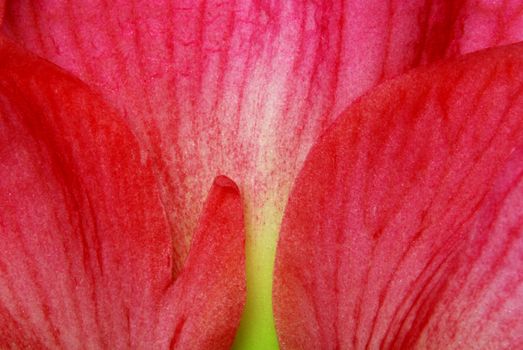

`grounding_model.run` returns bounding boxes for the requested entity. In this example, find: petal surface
[273,43,523,349]
[0,39,245,348]
[0,1,4,25]
[3,1,523,346]
[409,144,523,349]
[450,0,523,55]
[4,1,523,218]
